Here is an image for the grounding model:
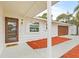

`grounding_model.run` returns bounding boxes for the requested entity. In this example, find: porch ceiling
[0,1,58,17]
